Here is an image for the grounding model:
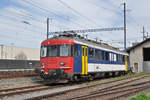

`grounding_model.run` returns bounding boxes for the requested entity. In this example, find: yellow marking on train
[125,56,128,72]
[85,47,88,75]
[82,46,85,75]
[82,46,88,75]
